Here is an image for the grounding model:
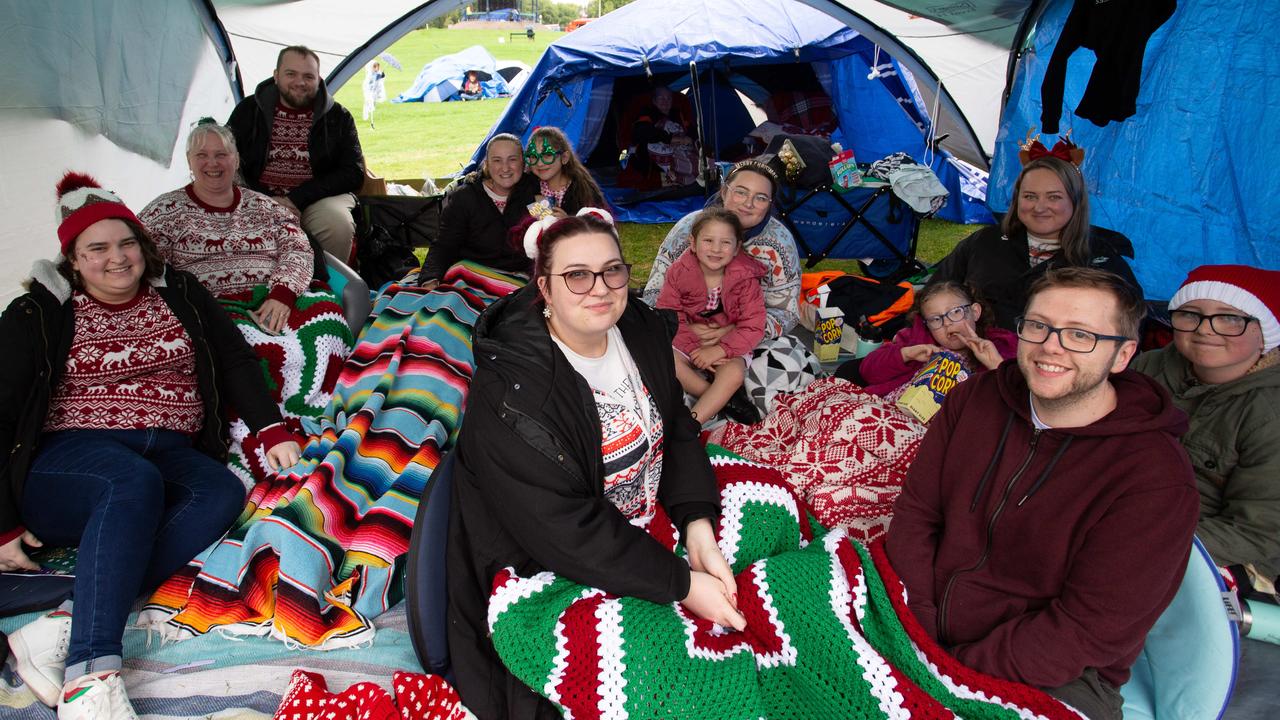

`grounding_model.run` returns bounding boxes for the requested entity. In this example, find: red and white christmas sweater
[141,185,313,305]
[258,103,313,195]
[45,288,204,434]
